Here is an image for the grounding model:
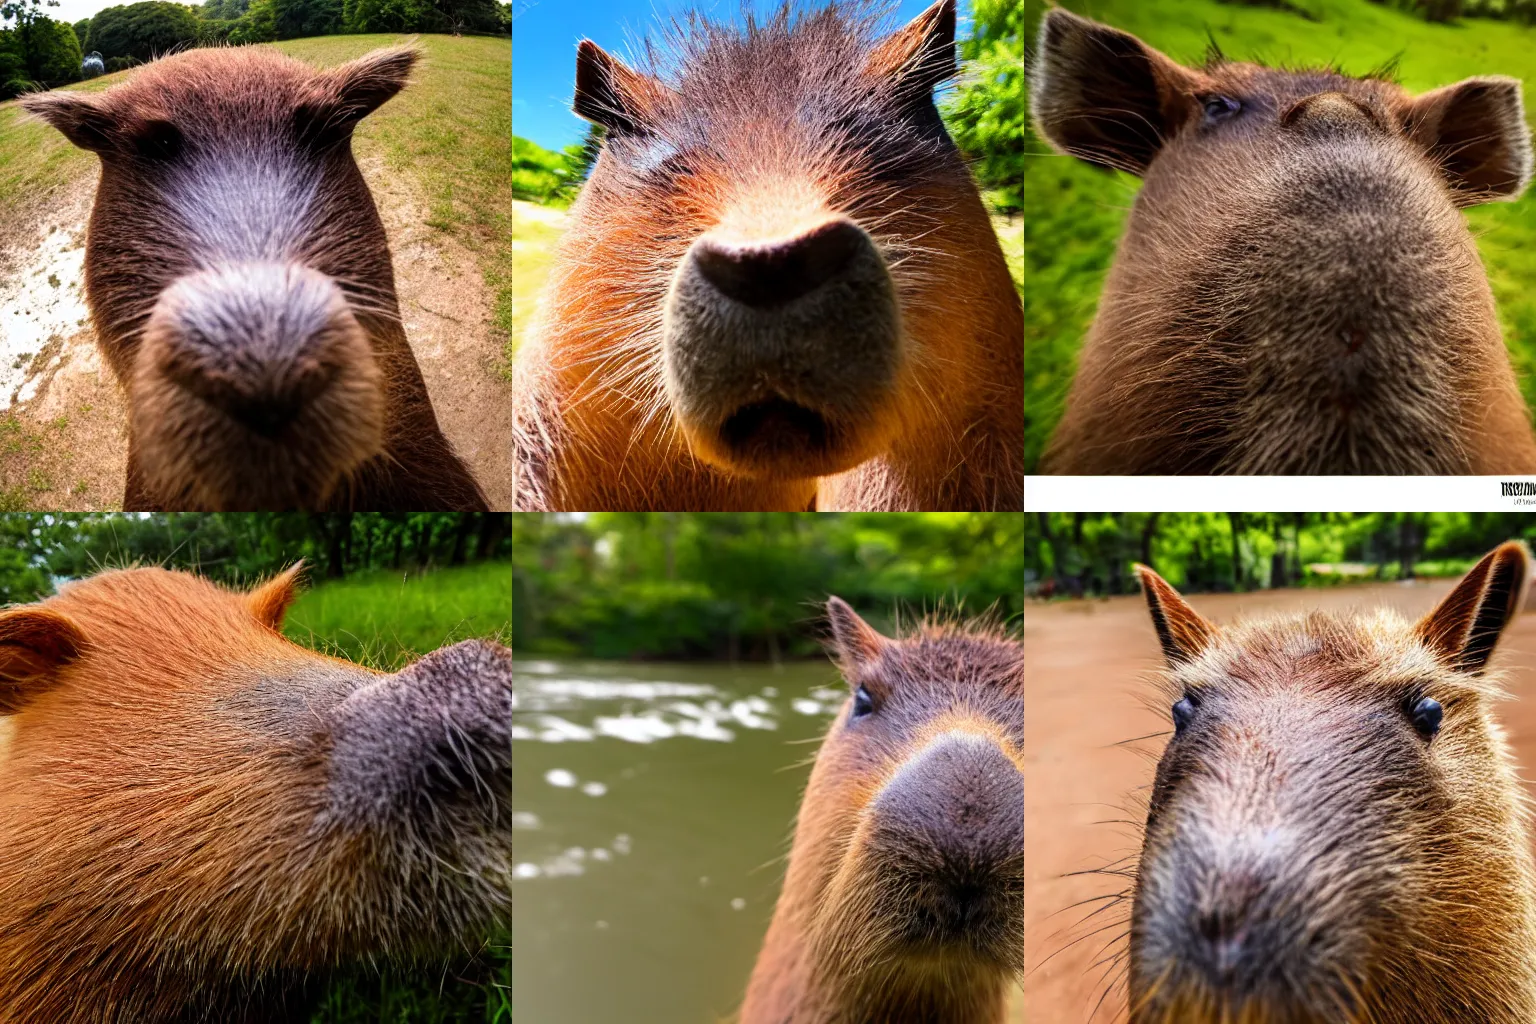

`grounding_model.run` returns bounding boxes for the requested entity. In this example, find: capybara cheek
[659,217,903,478]
[324,640,512,834]
[130,262,385,510]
